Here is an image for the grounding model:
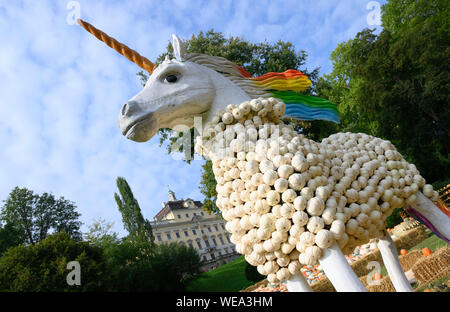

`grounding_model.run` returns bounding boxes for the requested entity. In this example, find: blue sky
[0,0,385,237]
